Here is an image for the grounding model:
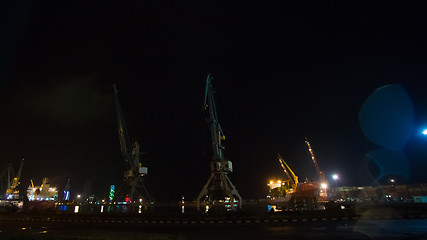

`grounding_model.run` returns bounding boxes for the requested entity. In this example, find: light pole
[331,174,339,199]
[332,174,339,187]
